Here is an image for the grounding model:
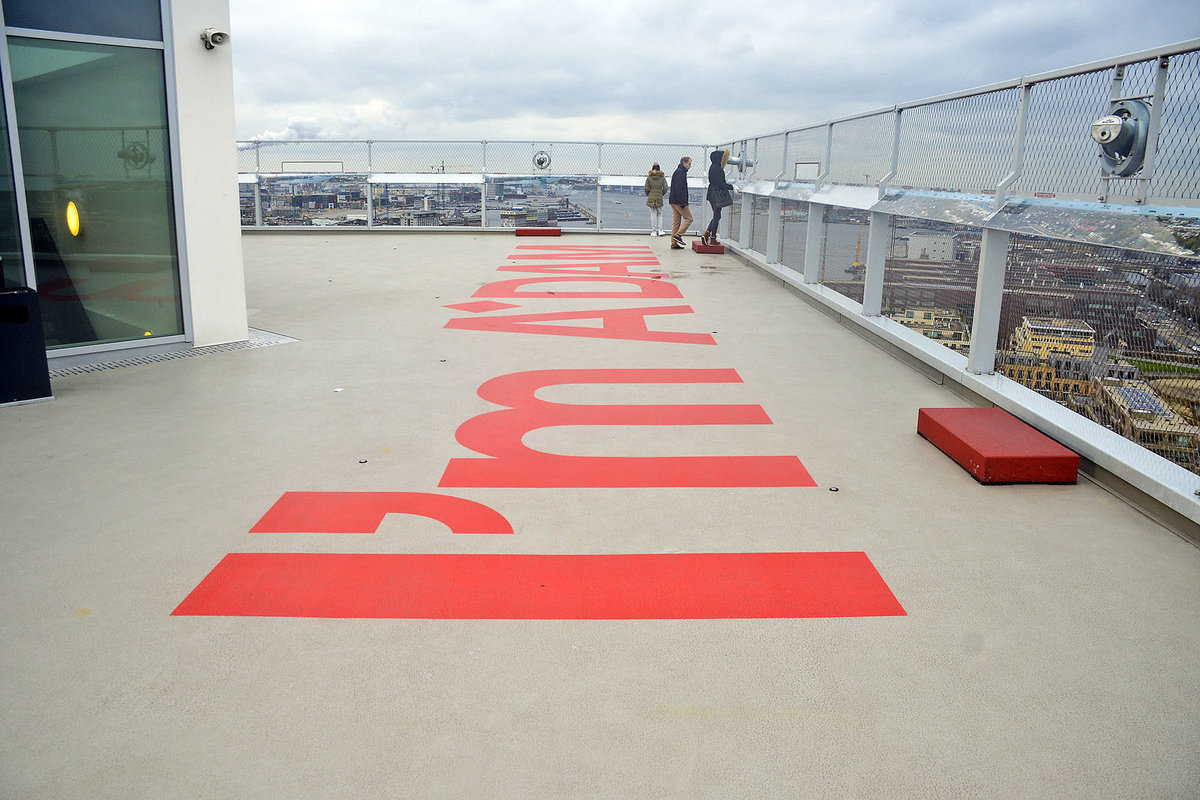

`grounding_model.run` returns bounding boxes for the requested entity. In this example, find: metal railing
[719,39,1200,206]
[236,140,714,232]
[713,39,1200,527]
